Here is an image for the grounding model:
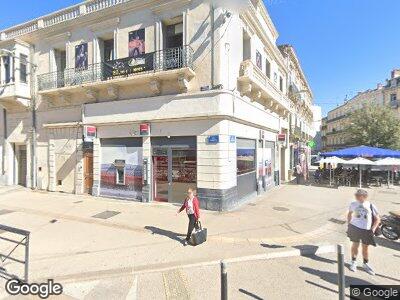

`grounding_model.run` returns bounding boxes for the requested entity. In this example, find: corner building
[0,0,314,210]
